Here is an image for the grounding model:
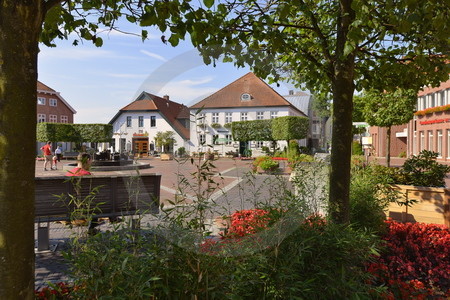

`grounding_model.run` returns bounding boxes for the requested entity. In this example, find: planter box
[160,153,174,161]
[387,184,450,227]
